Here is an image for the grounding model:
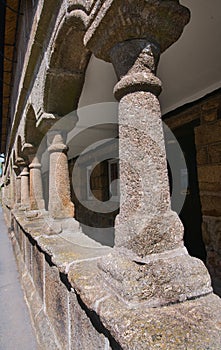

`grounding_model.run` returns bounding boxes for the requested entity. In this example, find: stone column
[111,40,184,255]
[29,154,45,211]
[12,165,21,207]
[84,0,212,306]
[47,130,74,219]
[20,166,30,209]
[16,175,21,205]
[9,162,15,207]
